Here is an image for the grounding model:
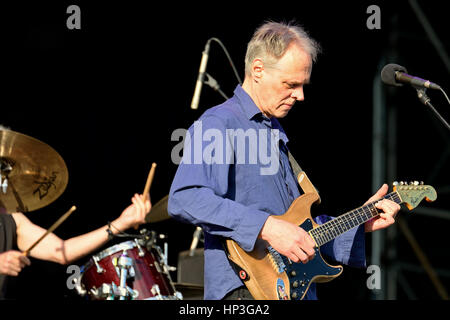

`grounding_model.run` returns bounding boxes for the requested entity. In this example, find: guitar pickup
[267,246,286,274]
